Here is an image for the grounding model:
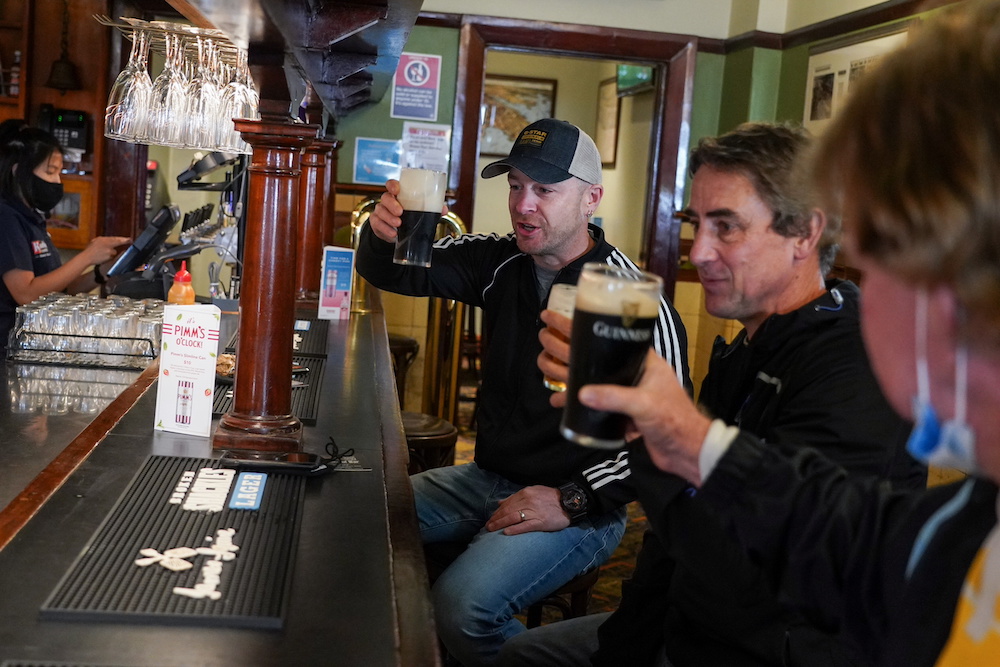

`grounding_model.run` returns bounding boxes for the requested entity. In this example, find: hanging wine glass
[104,29,152,143]
[147,33,188,148]
[182,36,222,150]
[217,47,259,154]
